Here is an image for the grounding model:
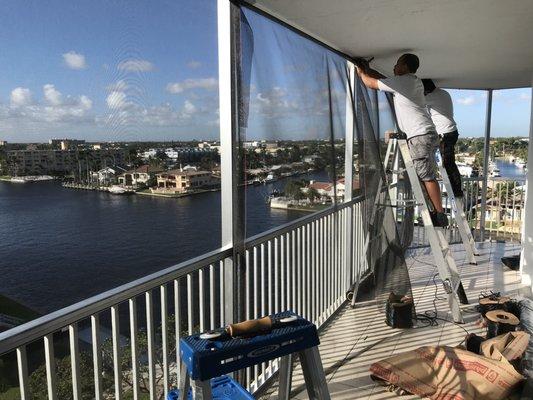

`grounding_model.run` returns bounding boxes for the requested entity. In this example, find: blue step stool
[167,375,253,400]
[177,311,331,400]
